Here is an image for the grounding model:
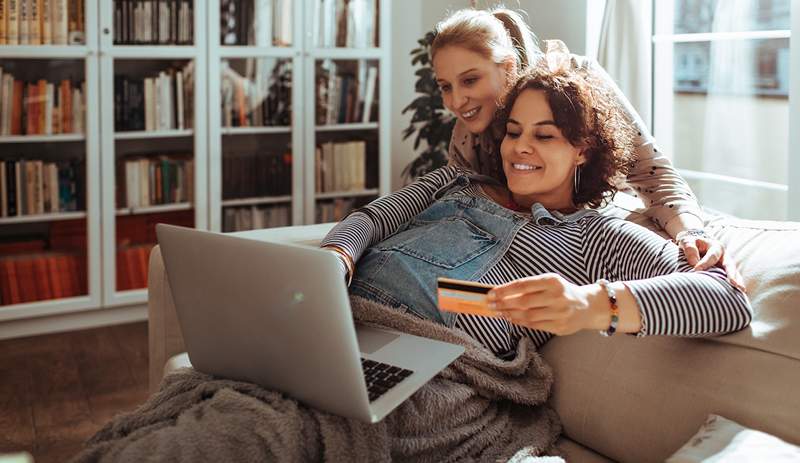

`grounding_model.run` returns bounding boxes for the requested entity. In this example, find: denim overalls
[349,173,529,327]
